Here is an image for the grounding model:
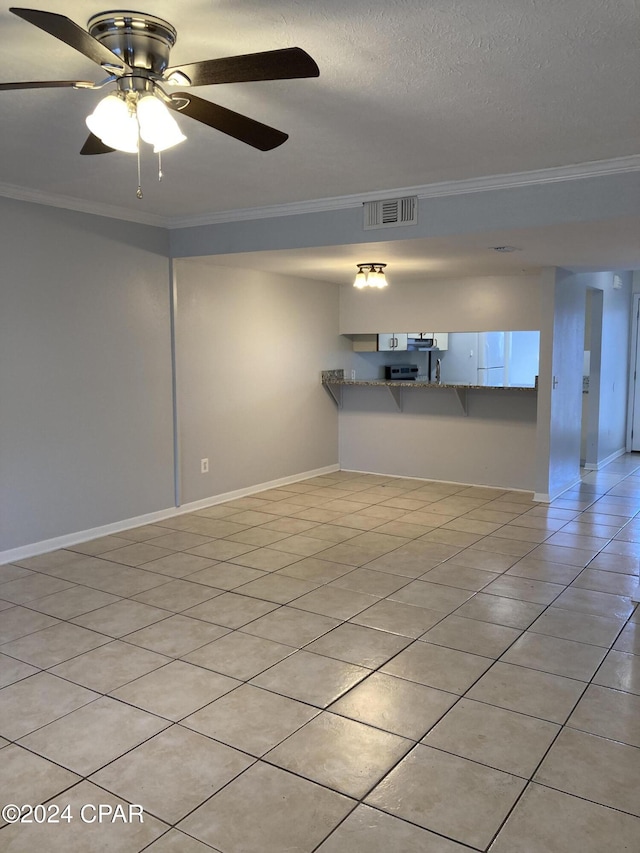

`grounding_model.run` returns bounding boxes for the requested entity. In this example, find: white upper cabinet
[378,333,408,351]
